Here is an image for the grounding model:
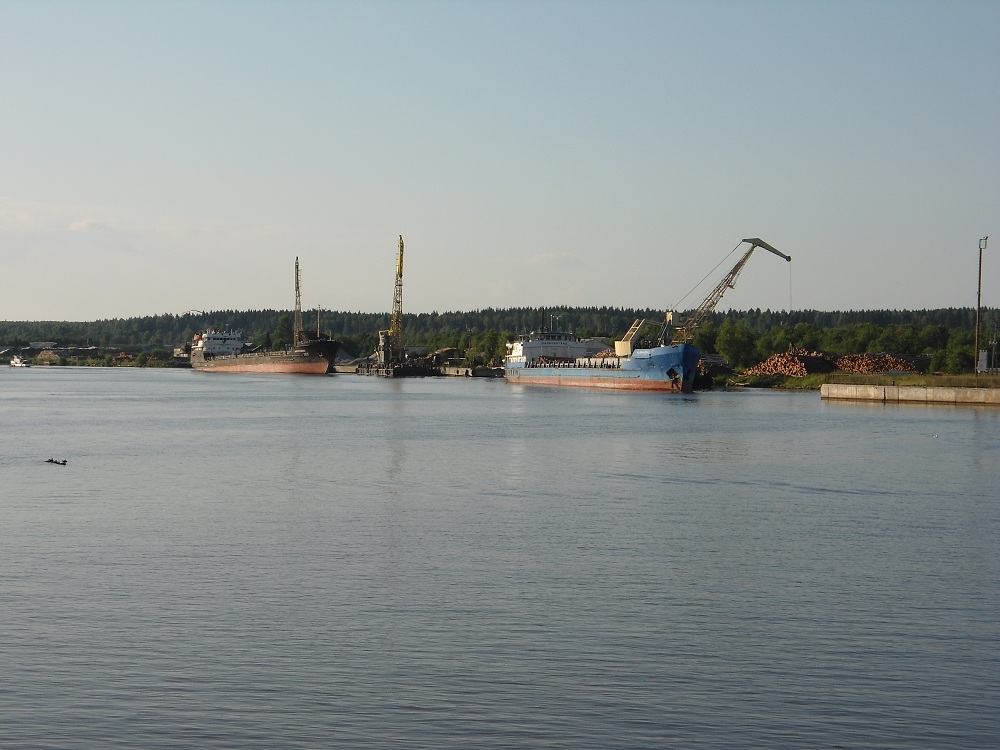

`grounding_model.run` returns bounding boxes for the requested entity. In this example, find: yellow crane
[666,238,791,345]
[377,236,405,366]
